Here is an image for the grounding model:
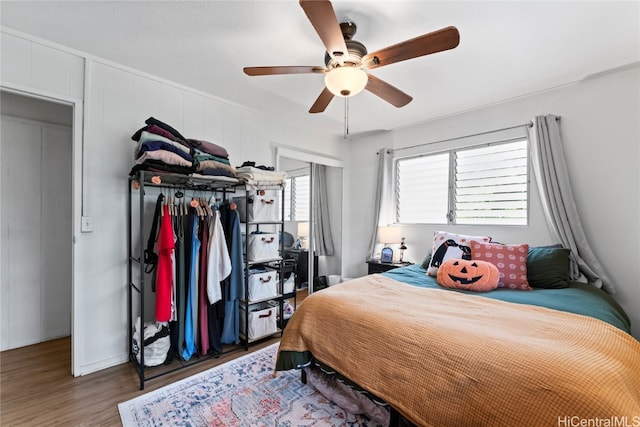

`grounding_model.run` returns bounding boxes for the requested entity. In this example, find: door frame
[1,83,83,376]
[275,147,344,293]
